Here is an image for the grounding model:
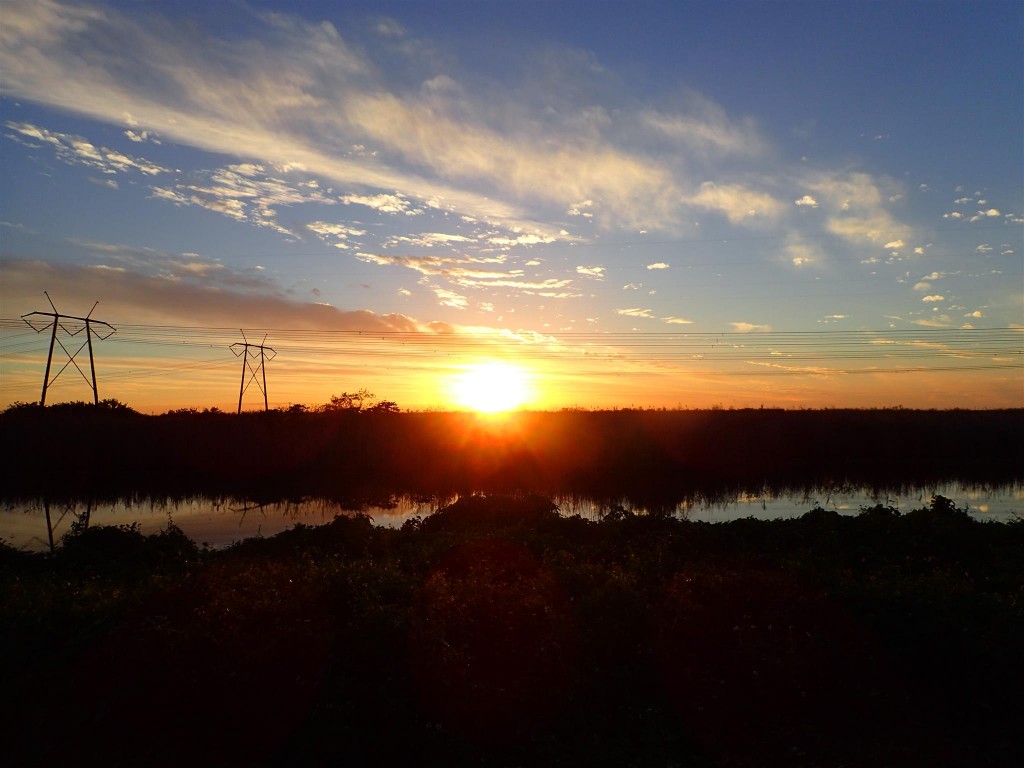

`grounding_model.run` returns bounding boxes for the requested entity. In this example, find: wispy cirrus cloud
[0,0,785,239]
[355,251,576,299]
[616,307,654,318]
